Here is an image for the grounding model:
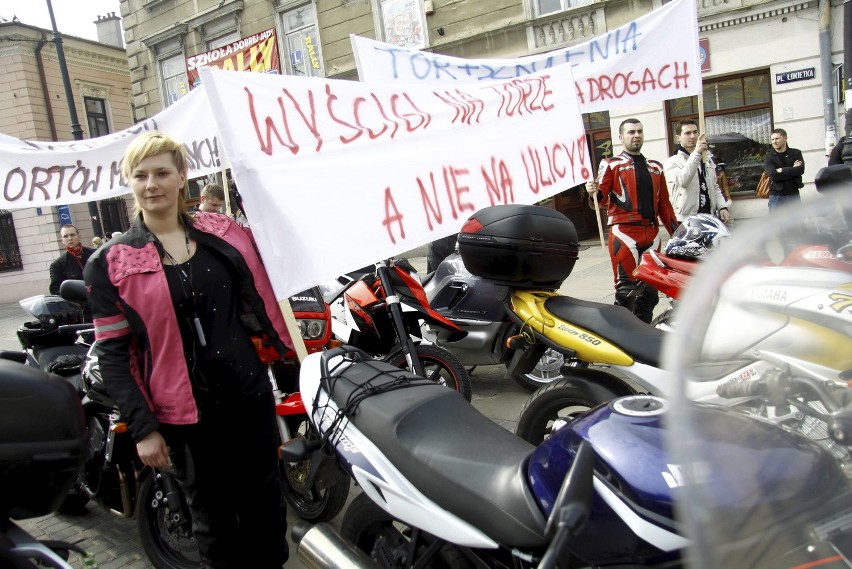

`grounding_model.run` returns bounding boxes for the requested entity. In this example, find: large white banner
[0,86,221,209]
[199,64,591,299]
[352,0,700,113]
